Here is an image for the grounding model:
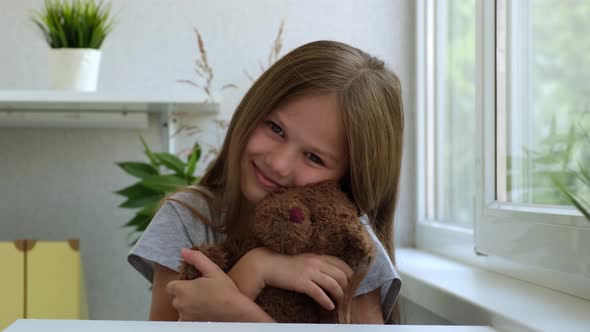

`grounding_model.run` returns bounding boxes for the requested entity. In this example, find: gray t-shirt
[128,188,401,322]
